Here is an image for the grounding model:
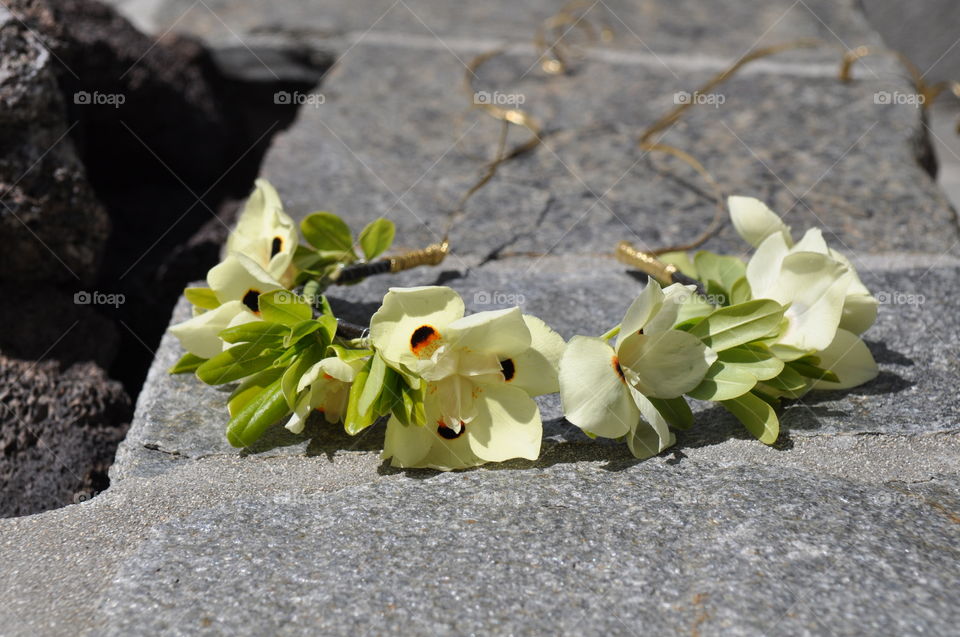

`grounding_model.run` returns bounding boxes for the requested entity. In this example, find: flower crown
[169,180,878,470]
